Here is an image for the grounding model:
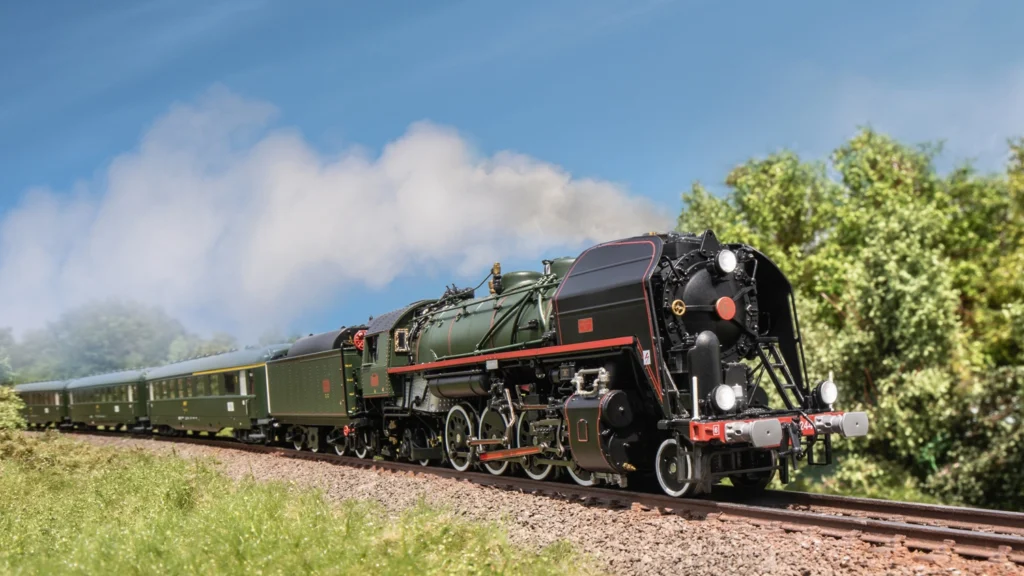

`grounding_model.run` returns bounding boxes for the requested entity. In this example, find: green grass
[0,431,599,576]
